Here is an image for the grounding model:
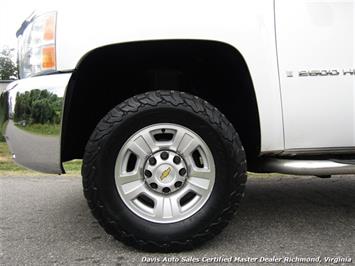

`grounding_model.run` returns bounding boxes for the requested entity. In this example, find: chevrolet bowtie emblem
[160,167,171,181]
